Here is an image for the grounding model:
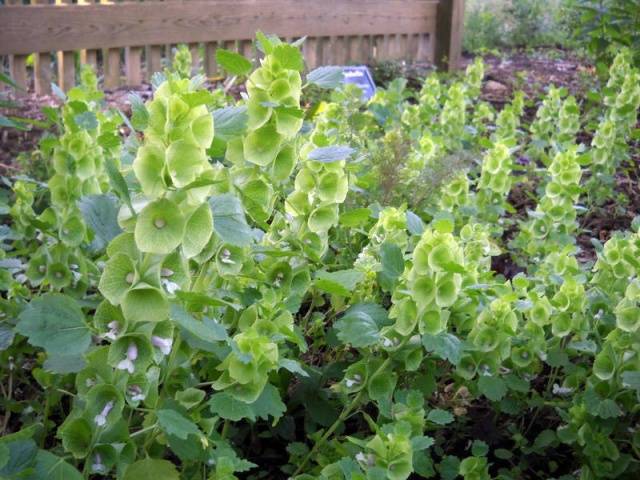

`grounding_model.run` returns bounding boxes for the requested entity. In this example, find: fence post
[7,0,28,95]
[56,0,76,92]
[435,0,464,71]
